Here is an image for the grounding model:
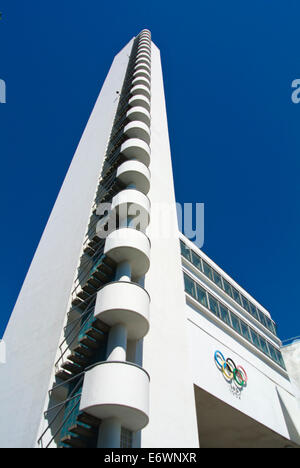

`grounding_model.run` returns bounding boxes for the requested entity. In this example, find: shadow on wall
[276,387,300,446]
